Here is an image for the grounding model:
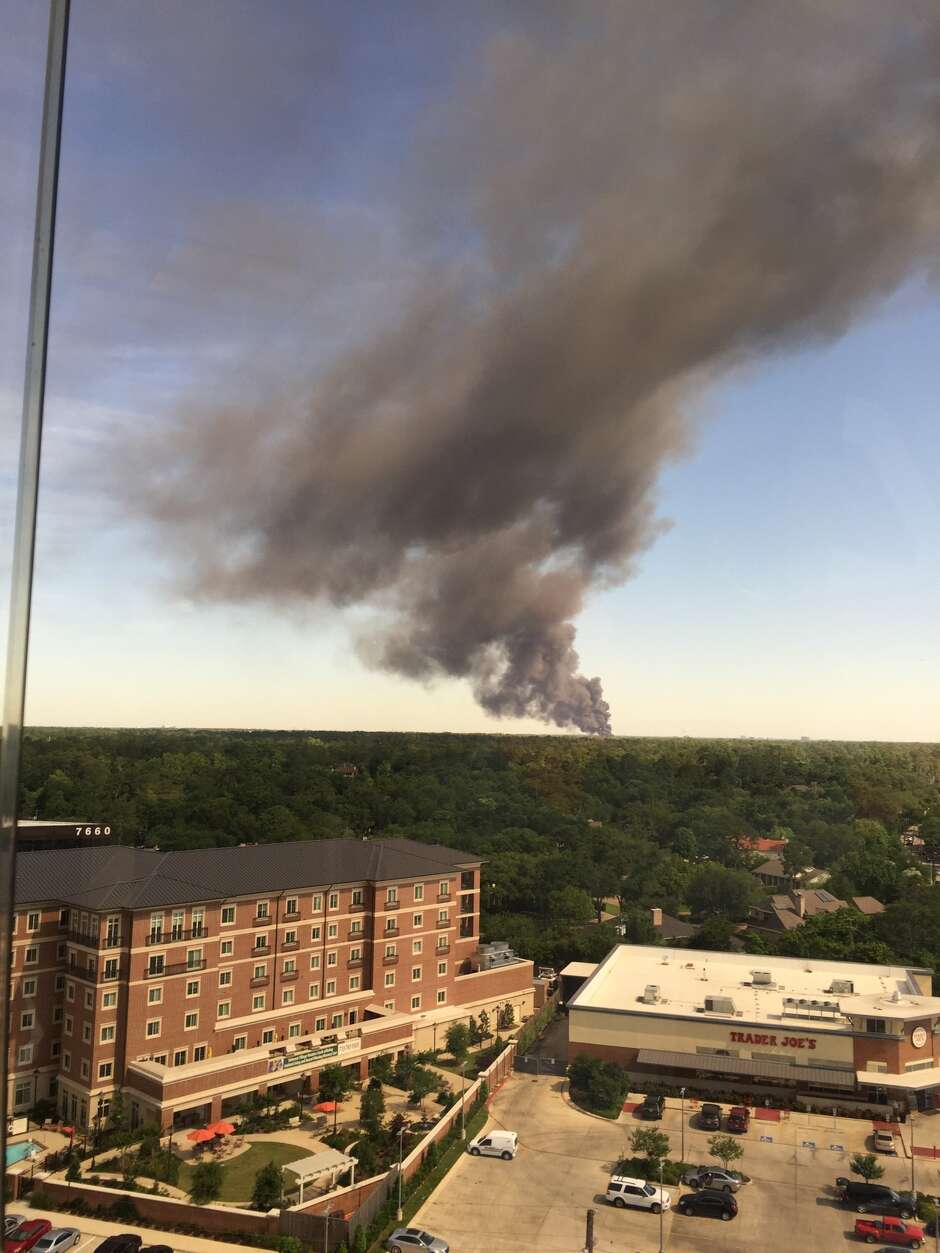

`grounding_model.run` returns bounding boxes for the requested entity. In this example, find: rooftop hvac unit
[477,941,519,970]
[829,979,854,995]
[704,996,736,1015]
[642,984,660,1004]
[751,970,774,986]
